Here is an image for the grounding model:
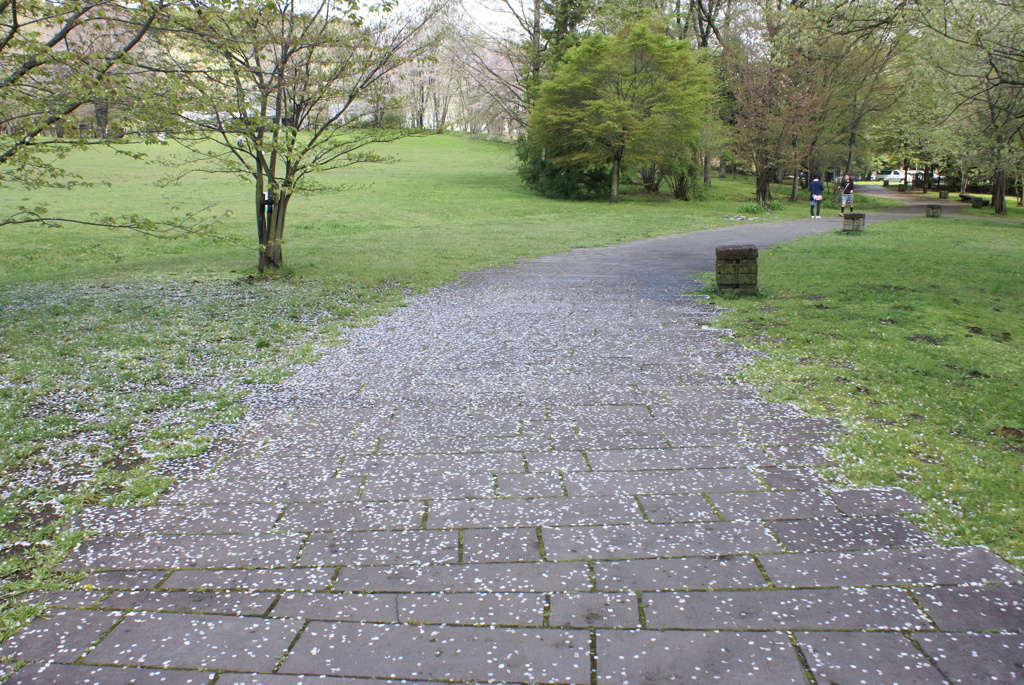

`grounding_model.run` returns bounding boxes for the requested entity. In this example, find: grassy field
[959,202,1024,221]
[0,133,905,638]
[711,217,1024,566]
[6,134,899,284]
